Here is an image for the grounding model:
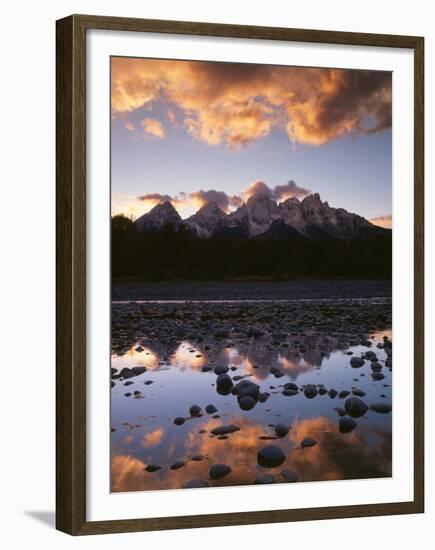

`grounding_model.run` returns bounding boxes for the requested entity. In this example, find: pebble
[281,470,298,482]
[183,479,210,489]
[339,417,357,433]
[145,464,161,472]
[274,423,290,438]
[345,397,368,418]
[209,464,231,480]
[370,402,392,414]
[301,437,317,448]
[211,424,240,436]
[257,445,286,468]
[255,474,276,484]
[189,404,202,416]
